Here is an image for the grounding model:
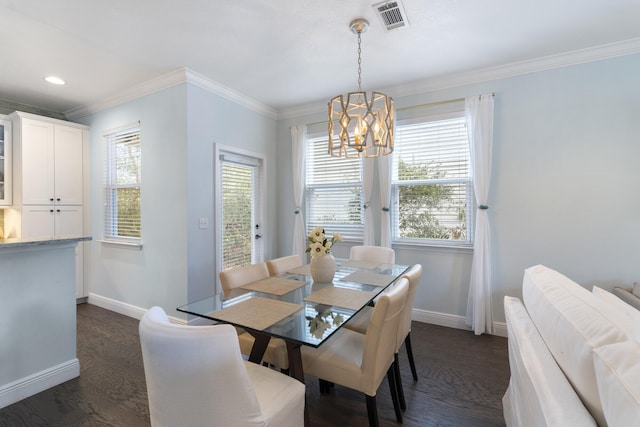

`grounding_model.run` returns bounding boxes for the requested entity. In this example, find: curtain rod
[304,93,494,127]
